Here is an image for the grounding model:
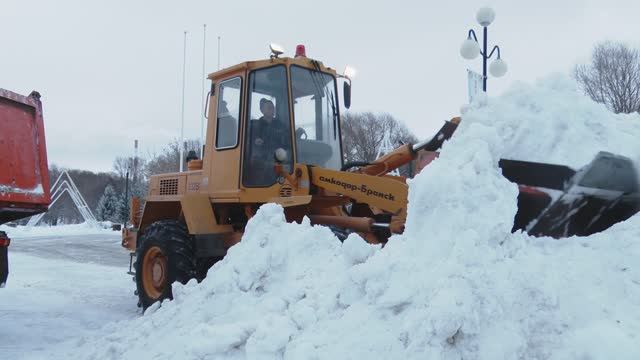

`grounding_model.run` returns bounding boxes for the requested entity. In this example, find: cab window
[215,77,241,149]
[291,65,342,170]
